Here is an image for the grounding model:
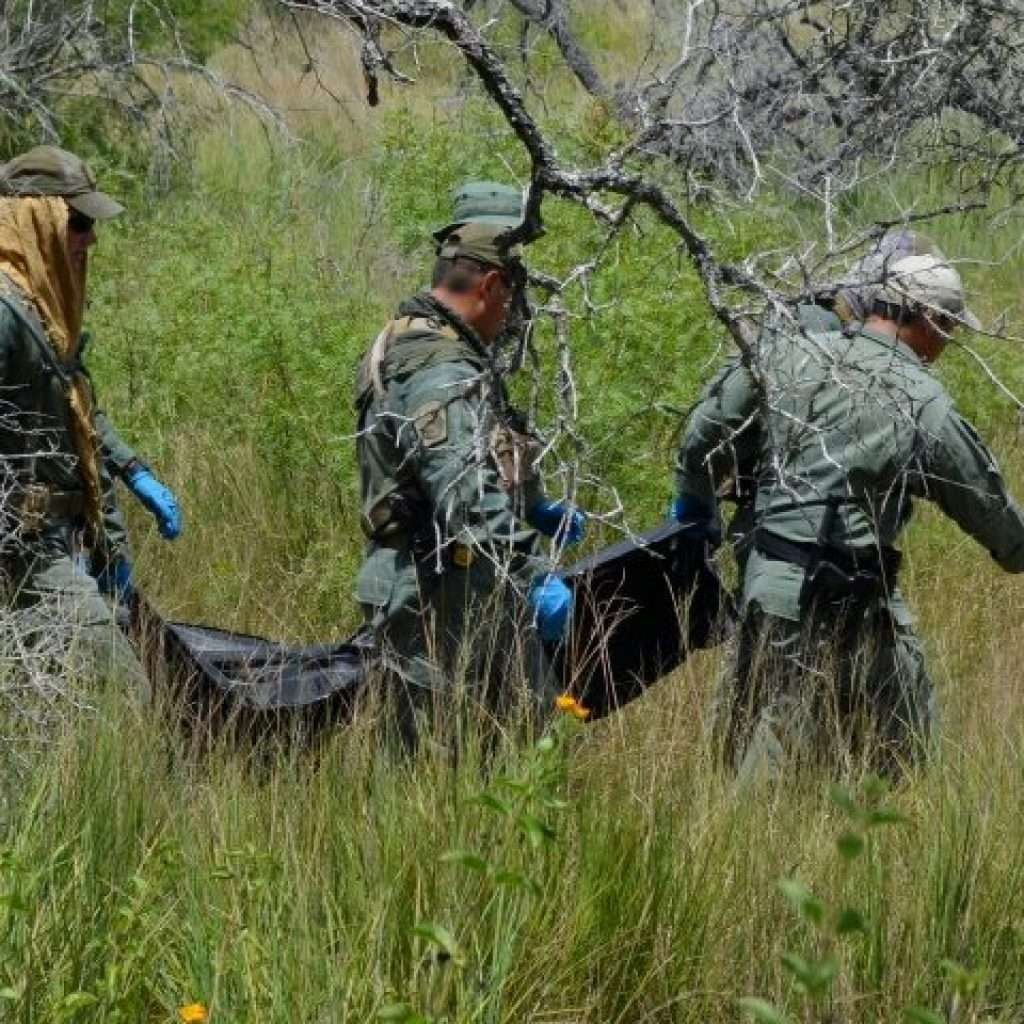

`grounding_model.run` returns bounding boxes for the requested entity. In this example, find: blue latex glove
[671,494,721,545]
[126,466,182,540]
[526,498,587,546]
[96,556,134,603]
[528,574,573,644]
